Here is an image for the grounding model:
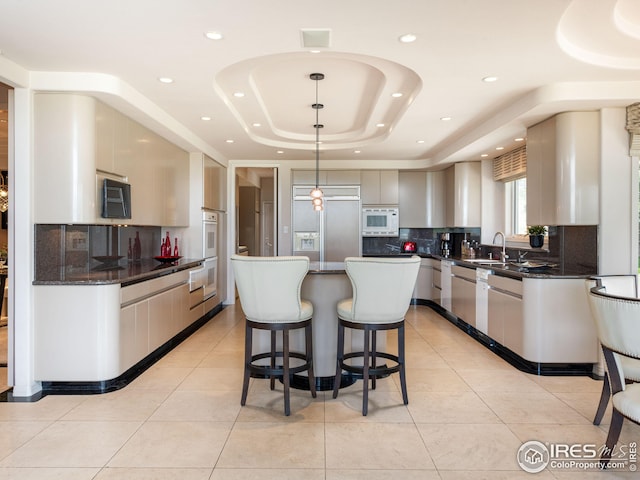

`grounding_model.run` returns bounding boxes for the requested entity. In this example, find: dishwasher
[475,268,490,335]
